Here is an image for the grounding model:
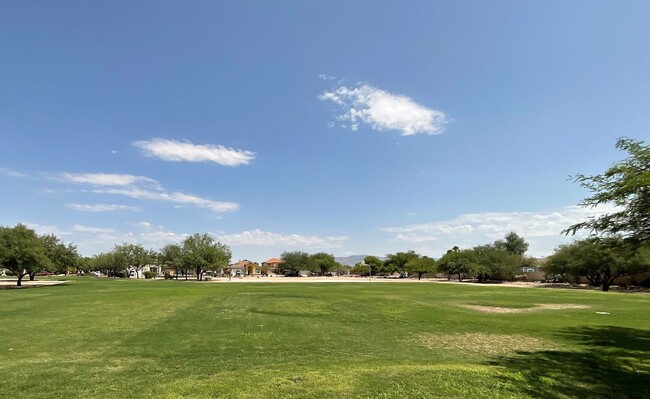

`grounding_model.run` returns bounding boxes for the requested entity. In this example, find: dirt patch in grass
[461,303,590,313]
[416,332,554,355]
